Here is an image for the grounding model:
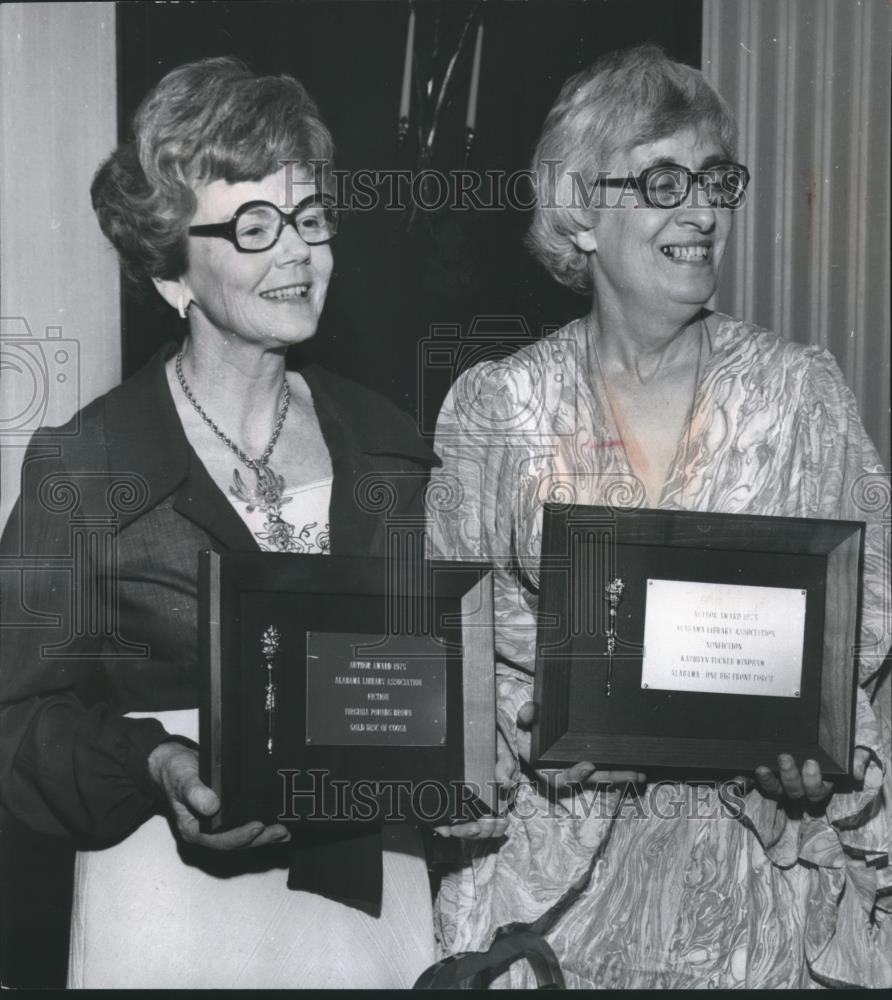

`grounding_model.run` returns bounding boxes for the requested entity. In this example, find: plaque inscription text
[305,631,447,746]
[640,579,806,698]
